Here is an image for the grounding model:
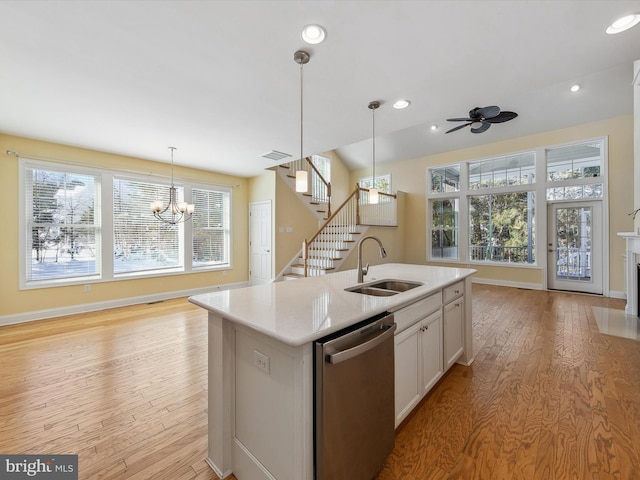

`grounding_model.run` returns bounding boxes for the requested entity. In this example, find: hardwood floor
[378,285,639,480]
[1,285,638,480]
